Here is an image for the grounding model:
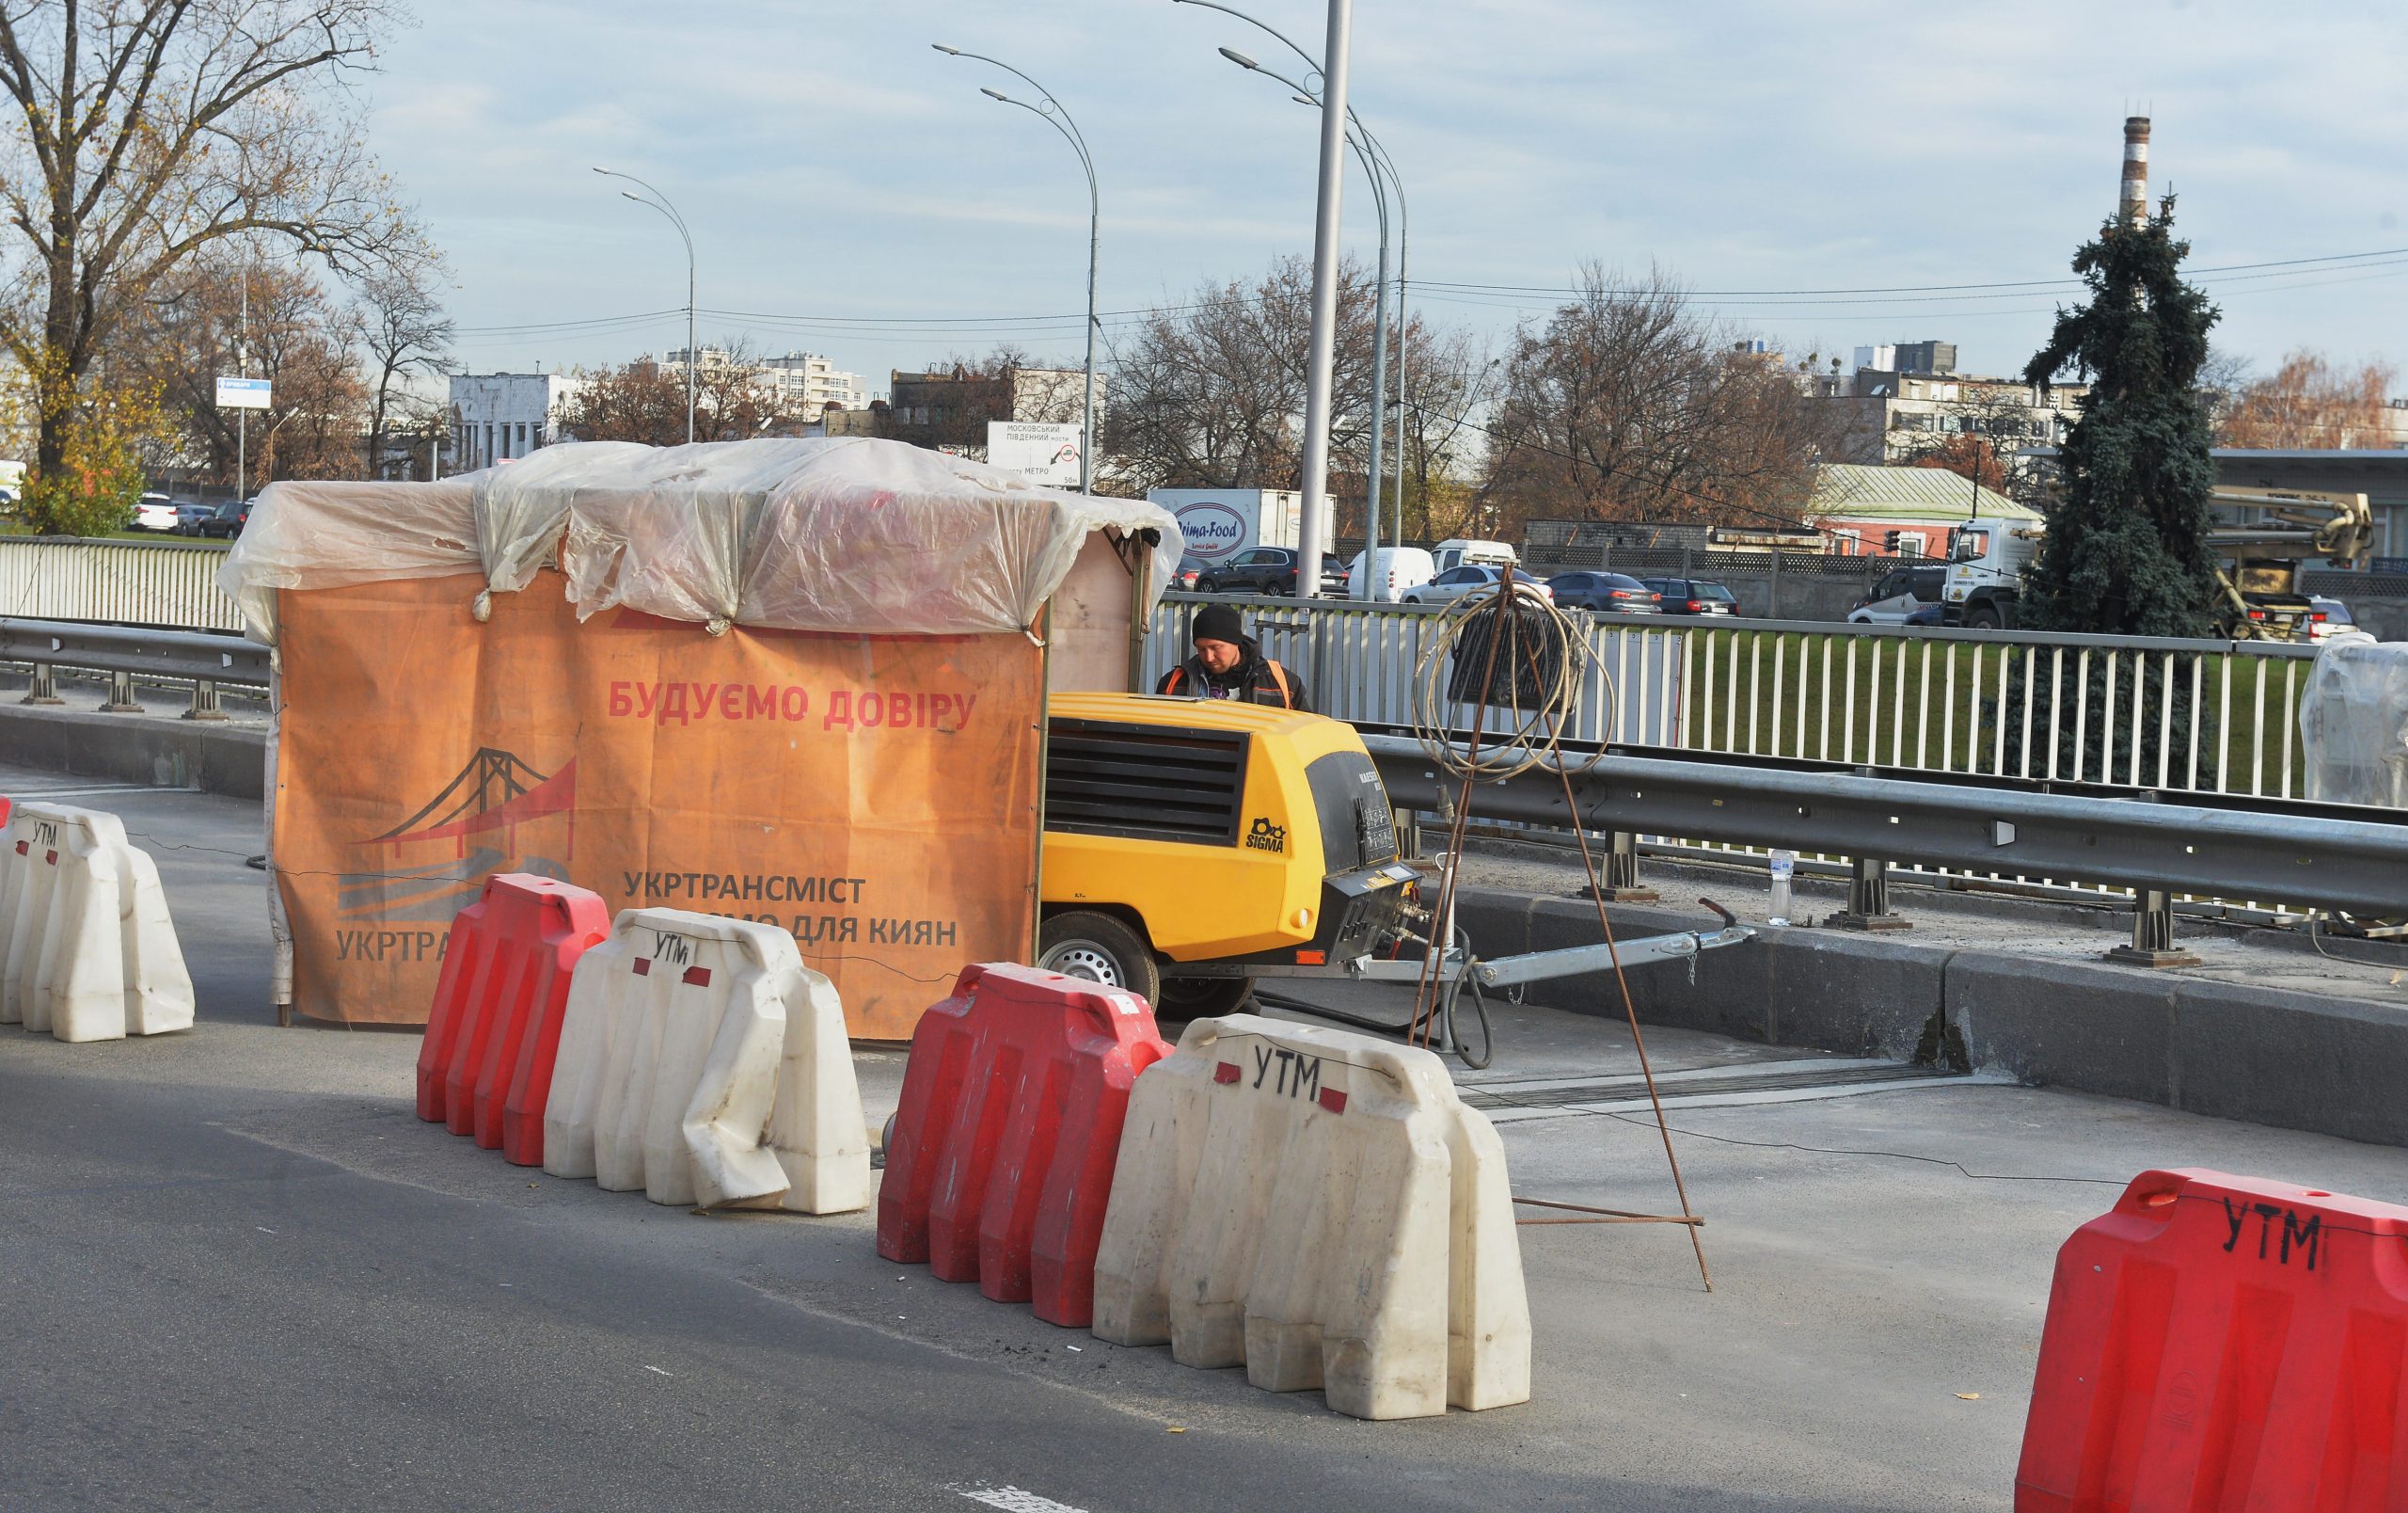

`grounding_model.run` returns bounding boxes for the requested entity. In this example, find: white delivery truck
[1148,488,1320,576]
[1429,538,1518,576]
